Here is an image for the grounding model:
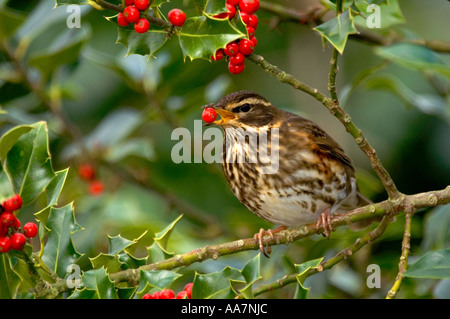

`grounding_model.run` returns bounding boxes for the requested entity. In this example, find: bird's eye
[240,103,251,112]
